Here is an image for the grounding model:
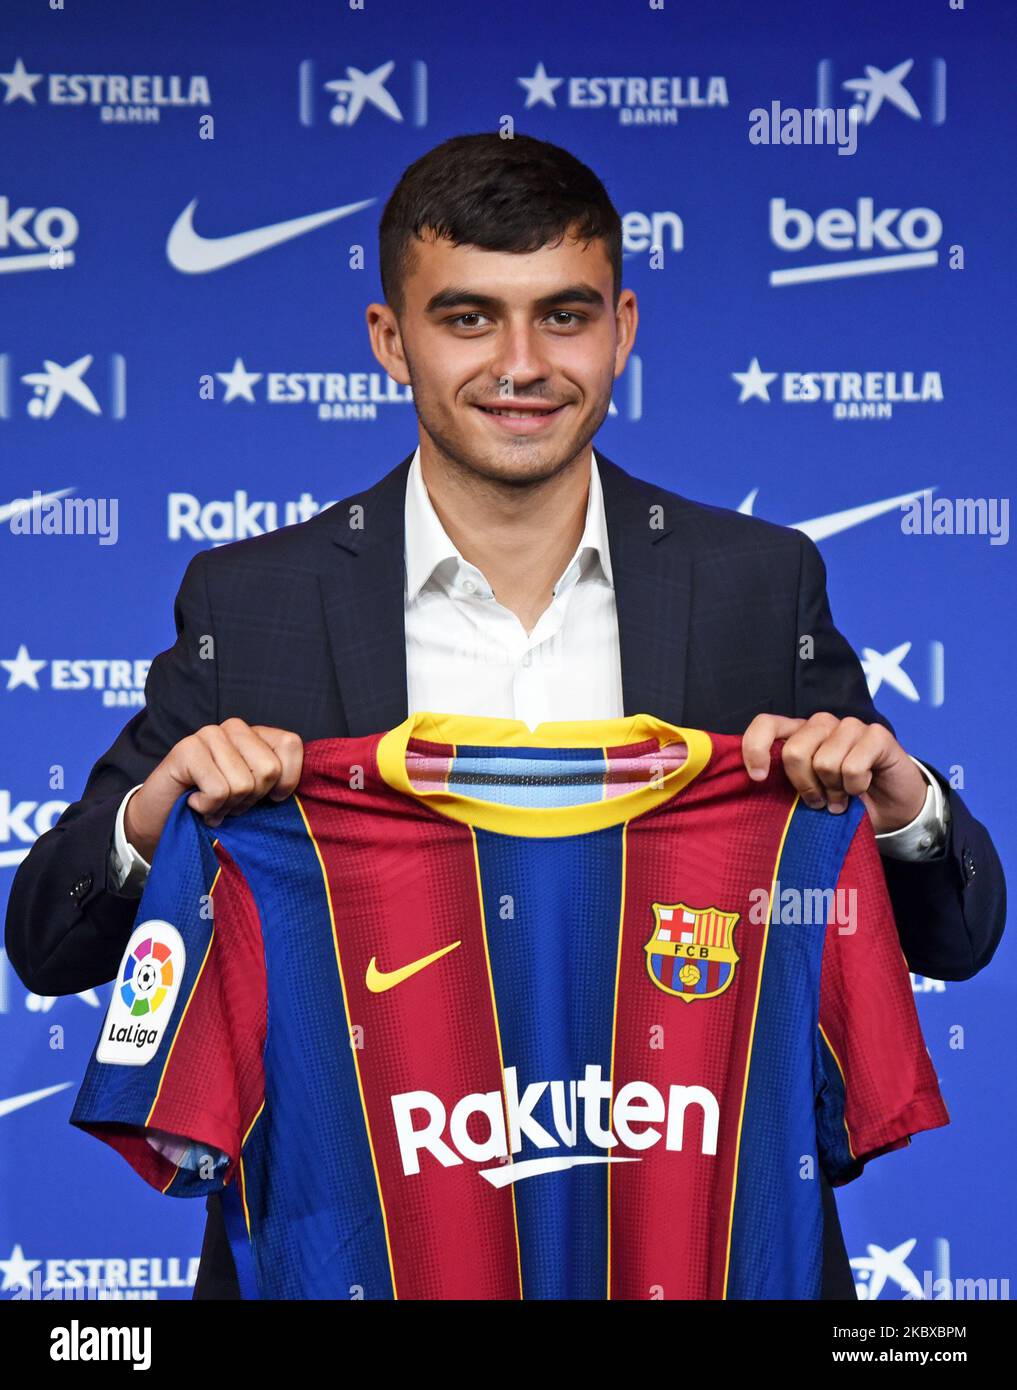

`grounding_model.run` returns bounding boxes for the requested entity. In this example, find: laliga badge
[97,920,186,1065]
